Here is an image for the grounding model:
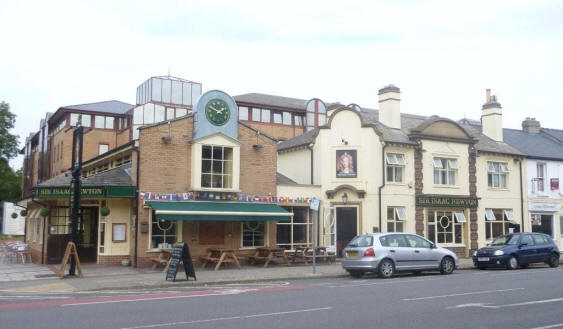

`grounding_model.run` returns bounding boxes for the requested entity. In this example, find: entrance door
[336,207,358,257]
[77,208,98,262]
